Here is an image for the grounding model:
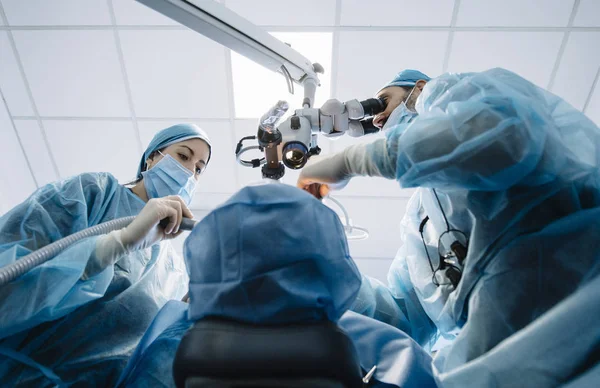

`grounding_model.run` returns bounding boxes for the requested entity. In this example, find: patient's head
[184,181,361,324]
